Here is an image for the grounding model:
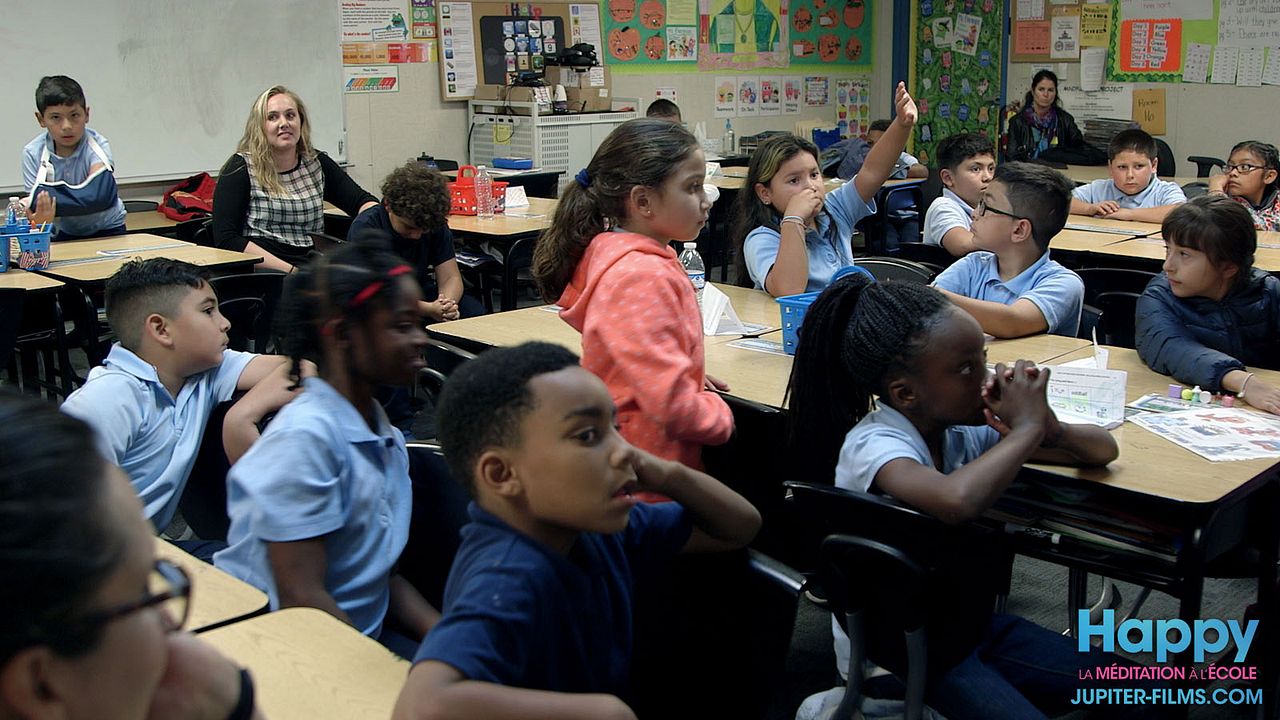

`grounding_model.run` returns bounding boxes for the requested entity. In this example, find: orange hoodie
[558,231,734,474]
